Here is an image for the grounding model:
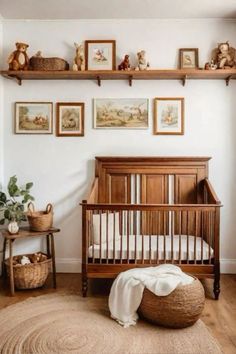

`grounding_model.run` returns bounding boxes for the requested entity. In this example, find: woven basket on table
[29,56,69,71]
[138,276,205,329]
[5,253,51,289]
[27,203,53,232]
